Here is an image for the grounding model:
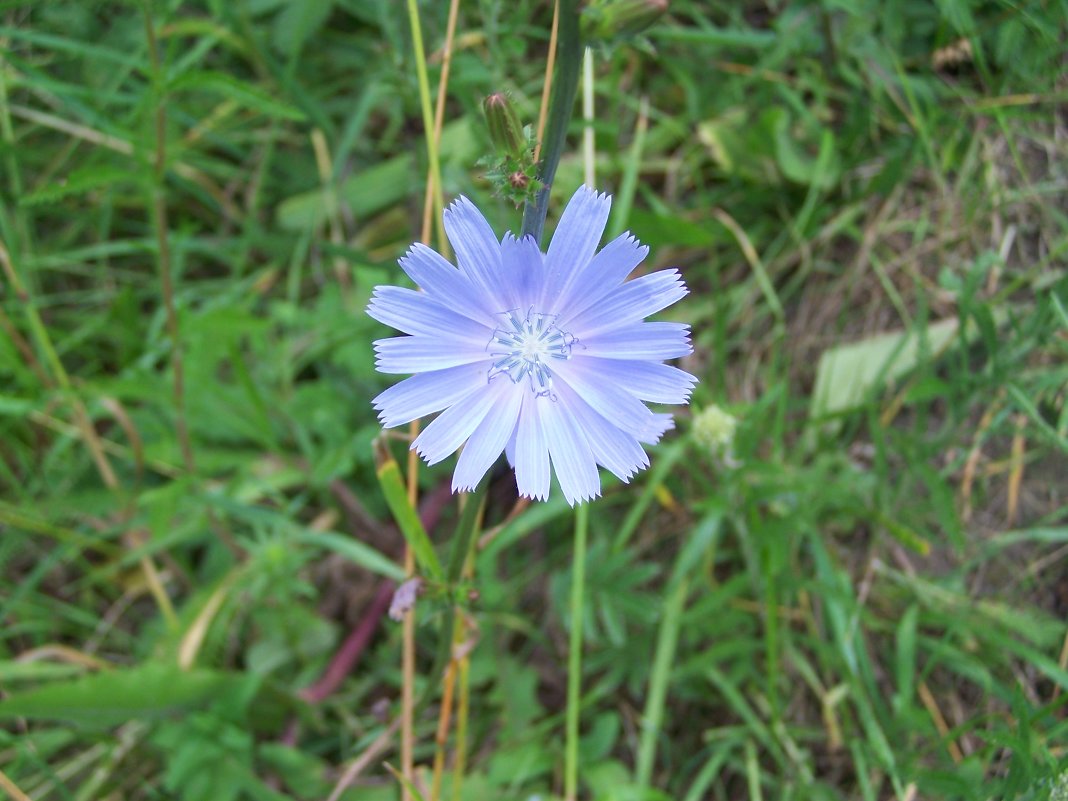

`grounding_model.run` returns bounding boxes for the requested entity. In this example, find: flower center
[488,309,574,395]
